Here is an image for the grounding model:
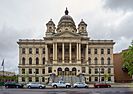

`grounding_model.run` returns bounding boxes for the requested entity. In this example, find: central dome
[57,8,77,33]
[58,15,75,26]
